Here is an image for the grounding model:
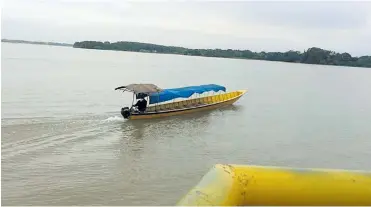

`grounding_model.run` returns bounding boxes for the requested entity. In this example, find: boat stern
[120,107,131,119]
